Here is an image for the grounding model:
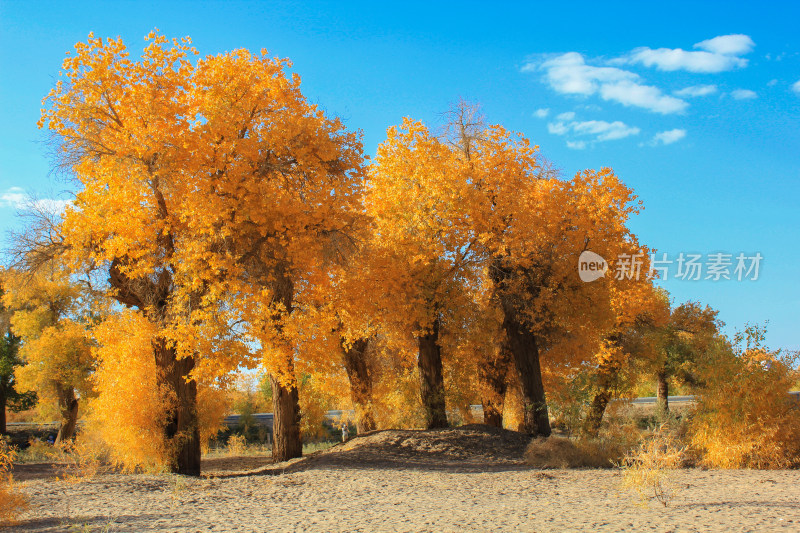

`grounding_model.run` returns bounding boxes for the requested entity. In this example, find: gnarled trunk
[54,384,79,446]
[479,342,512,428]
[342,337,376,434]
[503,312,551,437]
[417,318,448,429]
[154,338,200,476]
[656,370,669,415]
[270,372,302,462]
